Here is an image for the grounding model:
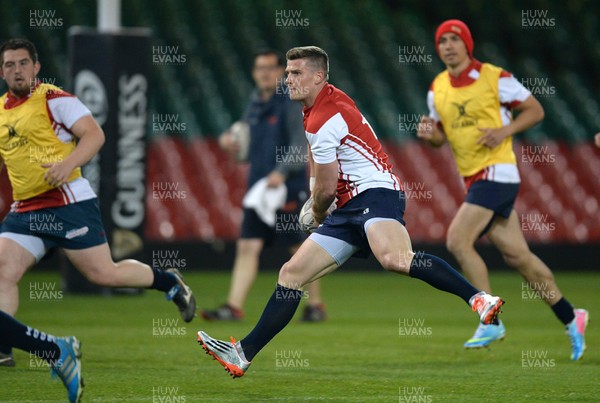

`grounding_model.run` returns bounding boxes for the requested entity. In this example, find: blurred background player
[201,49,326,322]
[417,20,588,360]
[0,310,82,402]
[595,133,600,147]
[0,38,196,367]
[197,46,504,378]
